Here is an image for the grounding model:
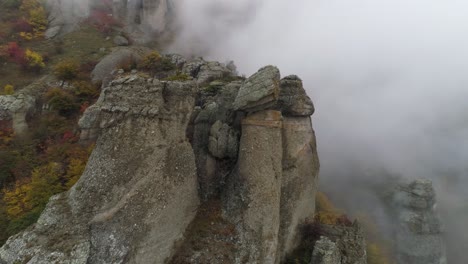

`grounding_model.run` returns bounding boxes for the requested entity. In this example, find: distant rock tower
[389,179,447,264]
